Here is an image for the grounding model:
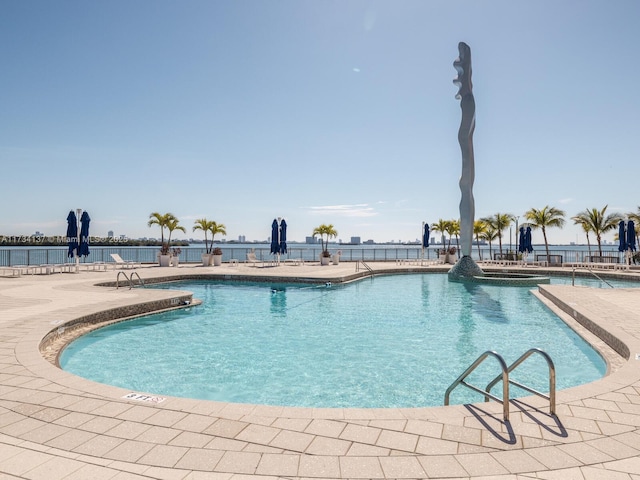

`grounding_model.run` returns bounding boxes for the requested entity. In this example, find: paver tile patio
[1,264,640,478]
